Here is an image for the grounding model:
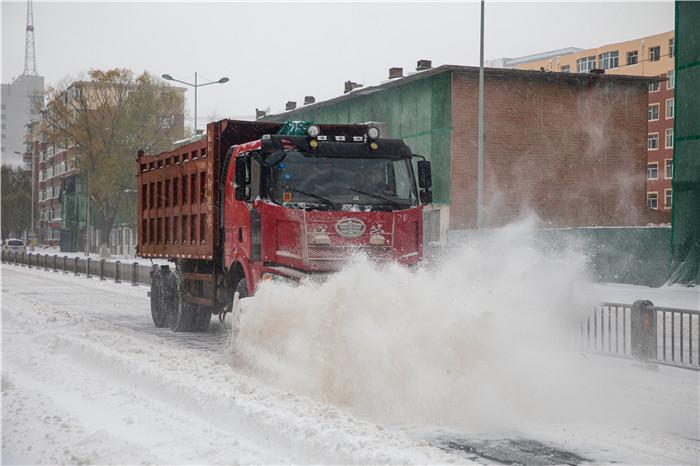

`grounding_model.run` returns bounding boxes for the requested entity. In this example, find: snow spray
[232,219,672,431]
